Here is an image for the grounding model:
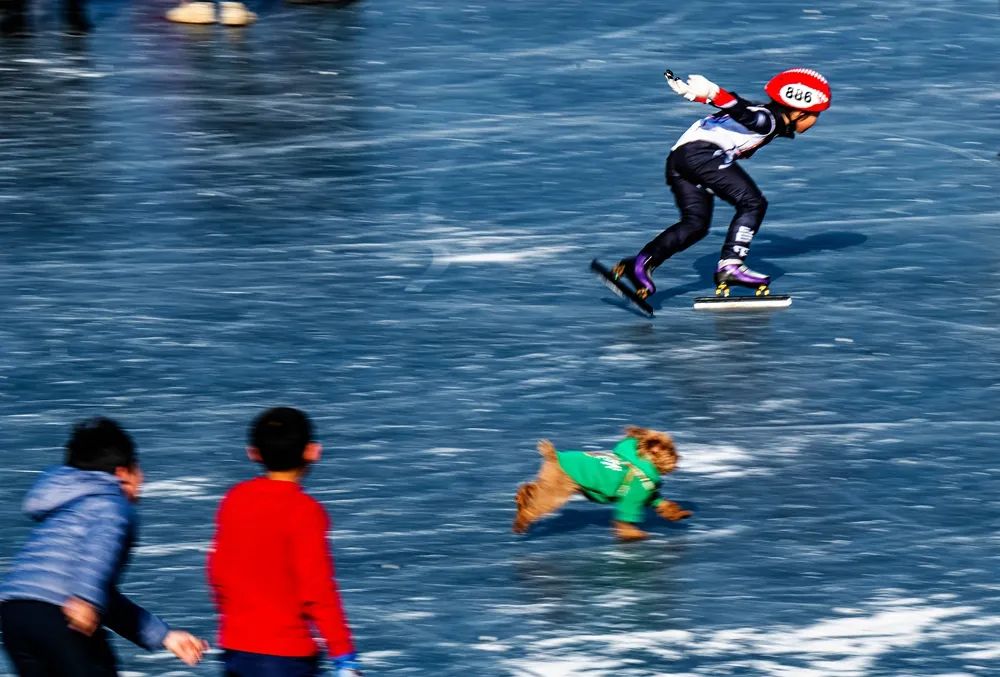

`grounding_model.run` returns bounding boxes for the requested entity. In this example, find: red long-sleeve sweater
[207,477,355,658]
